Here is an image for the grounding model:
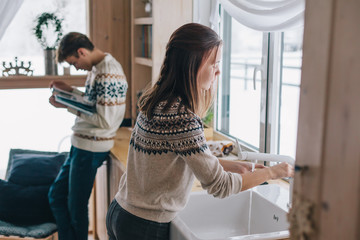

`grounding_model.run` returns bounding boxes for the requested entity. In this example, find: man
[48,32,127,240]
